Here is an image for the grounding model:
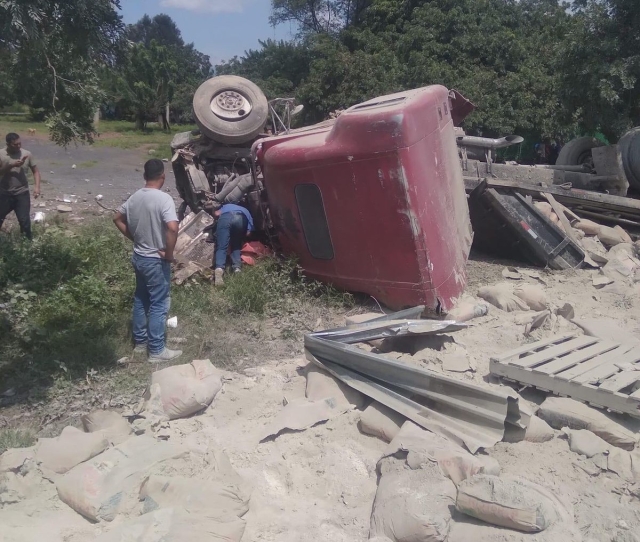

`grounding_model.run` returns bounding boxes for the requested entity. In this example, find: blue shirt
[220,204,254,232]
